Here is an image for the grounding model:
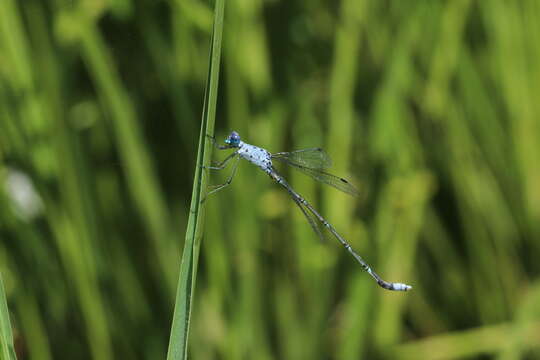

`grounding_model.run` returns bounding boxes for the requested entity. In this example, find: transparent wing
[272,148,332,170]
[291,196,327,243]
[280,161,359,196]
